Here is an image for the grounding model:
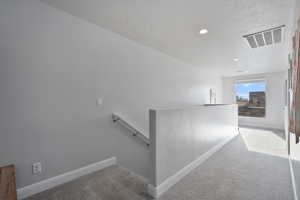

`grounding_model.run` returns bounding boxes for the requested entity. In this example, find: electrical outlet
[32,162,42,174]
